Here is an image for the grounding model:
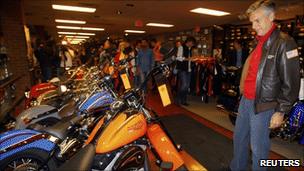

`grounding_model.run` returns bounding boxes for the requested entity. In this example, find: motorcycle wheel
[0,149,56,171]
